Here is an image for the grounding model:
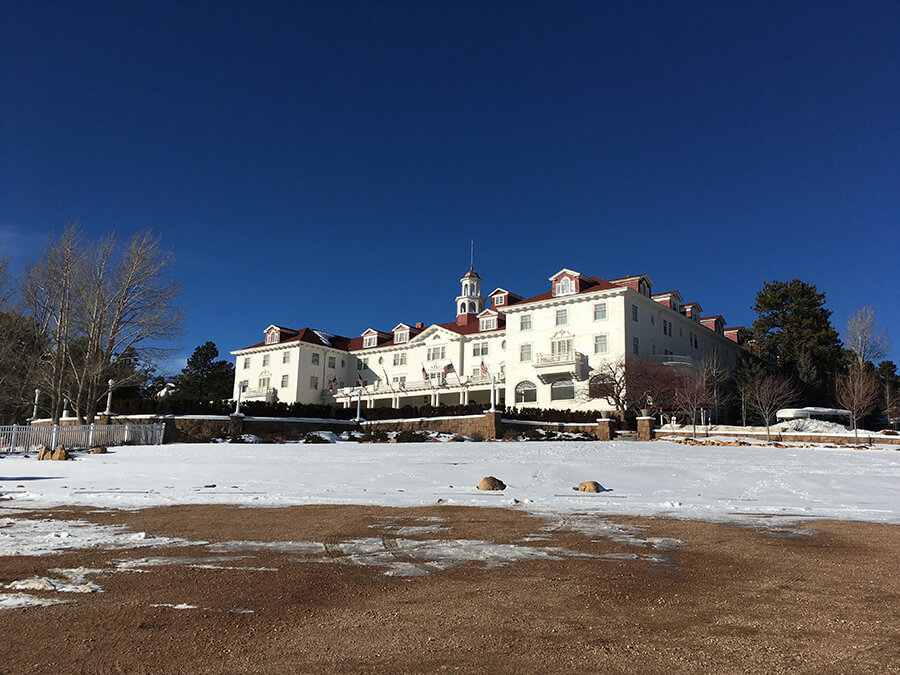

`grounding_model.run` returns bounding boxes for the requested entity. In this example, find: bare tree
[672,368,715,436]
[22,226,182,423]
[835,365,879,440]
[589,357,630,420]
[845,306,890,367]
[738,371,799,443]
[22,226,81,422]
